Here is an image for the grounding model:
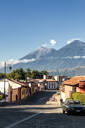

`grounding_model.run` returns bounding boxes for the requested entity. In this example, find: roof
[46,79,58,82]
[36,79,58,82]
[63,76,85,86]
[8,79,28,87]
